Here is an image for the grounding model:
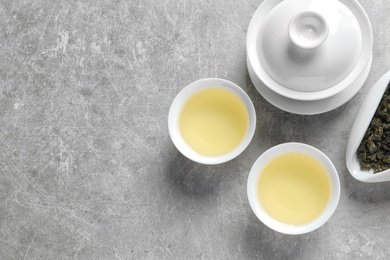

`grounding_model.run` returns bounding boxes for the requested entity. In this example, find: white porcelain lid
[247,0,373,101]
[258,0,362,92]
